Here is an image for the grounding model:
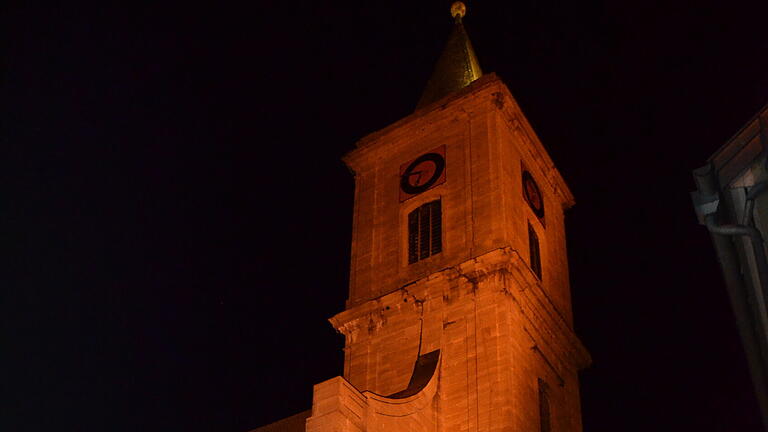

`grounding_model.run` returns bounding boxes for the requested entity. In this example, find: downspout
[703,216,768,341]
[692,163,768,429]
